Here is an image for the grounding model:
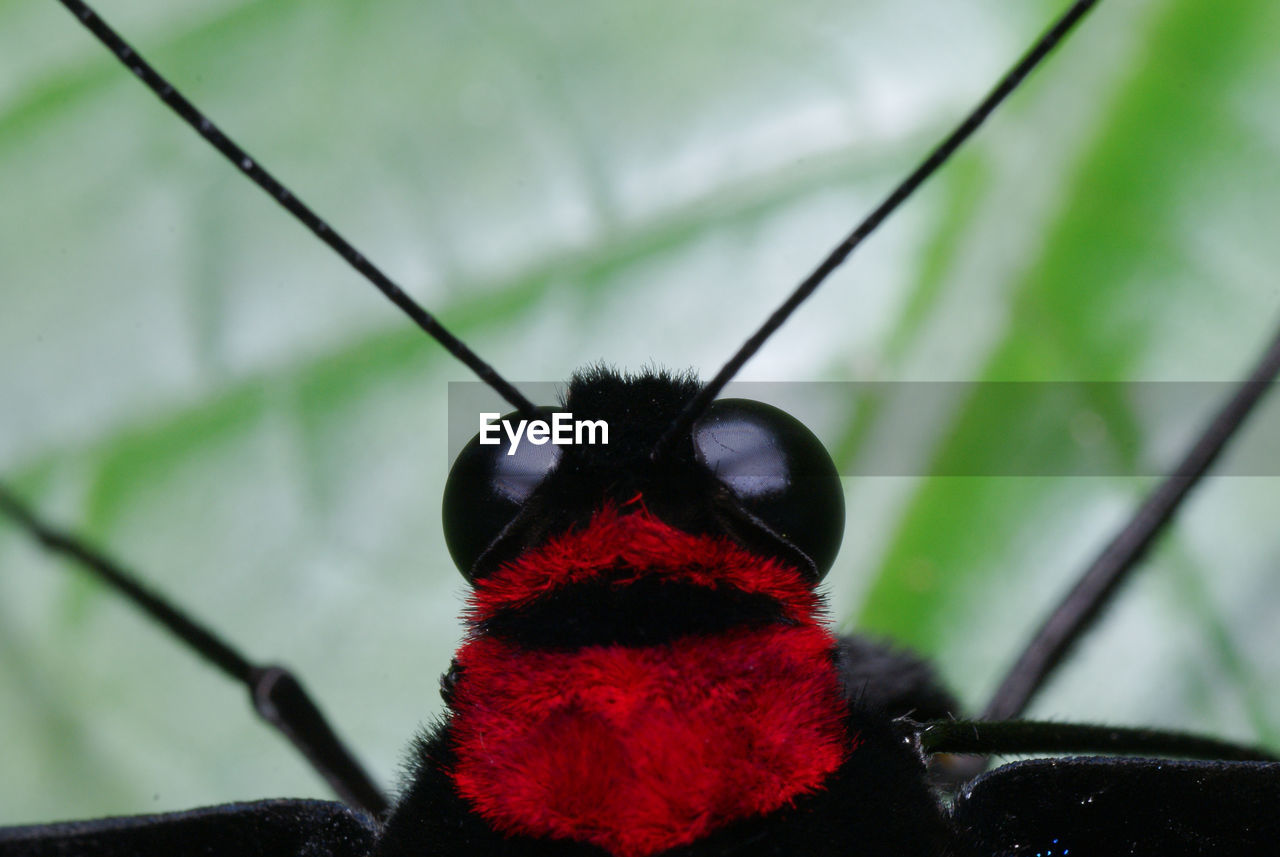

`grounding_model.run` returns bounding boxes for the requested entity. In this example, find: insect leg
[0,484,388,818]
[917,718,1278,762]
[982,320,1280,720]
